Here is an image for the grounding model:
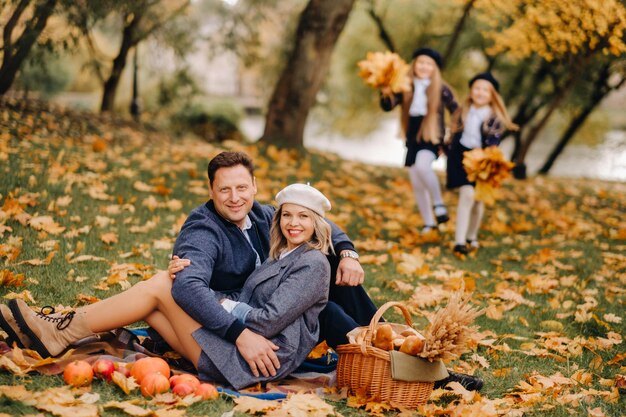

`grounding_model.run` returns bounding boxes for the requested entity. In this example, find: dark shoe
[466,239,480,250]
[0,304,31,348]
[140,327,174,356]
[434,204,449,224]
[434,370,484,391]
[453,244,469,255]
